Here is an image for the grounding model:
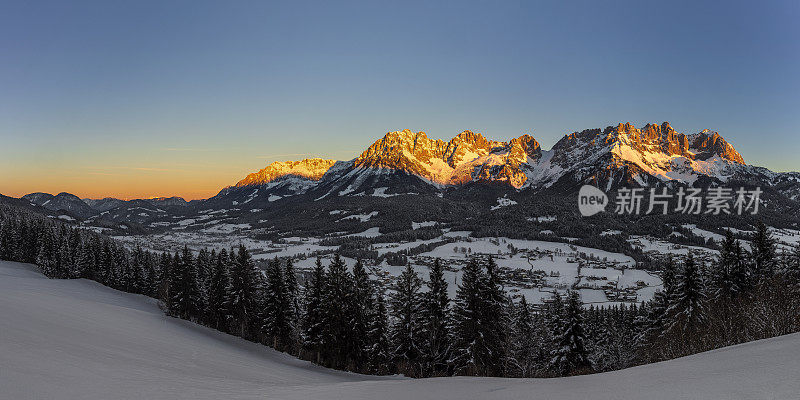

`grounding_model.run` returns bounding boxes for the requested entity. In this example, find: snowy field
[2,260,800,400]
[110,231,659,306]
